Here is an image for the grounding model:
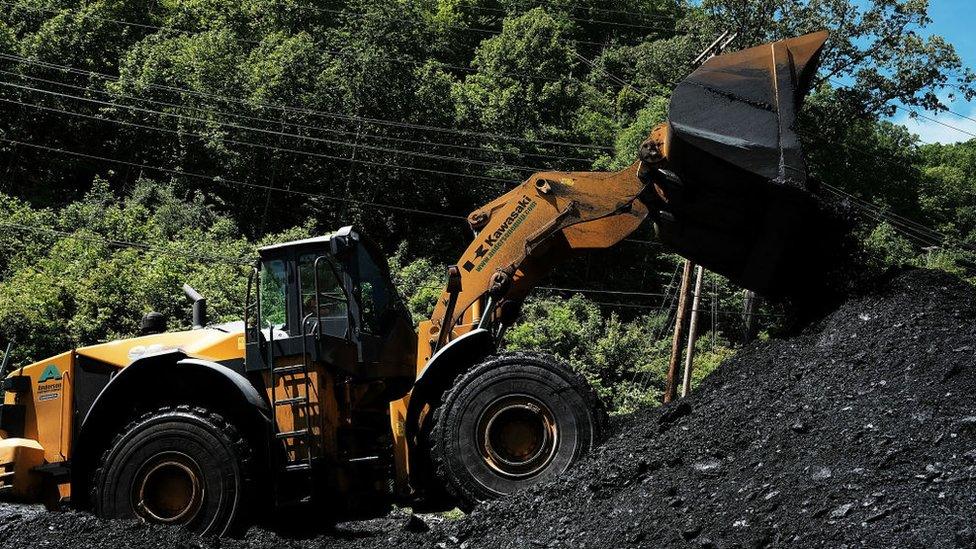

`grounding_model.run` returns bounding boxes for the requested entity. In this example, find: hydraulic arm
[423,31,832,357]
[423,154,653,357]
